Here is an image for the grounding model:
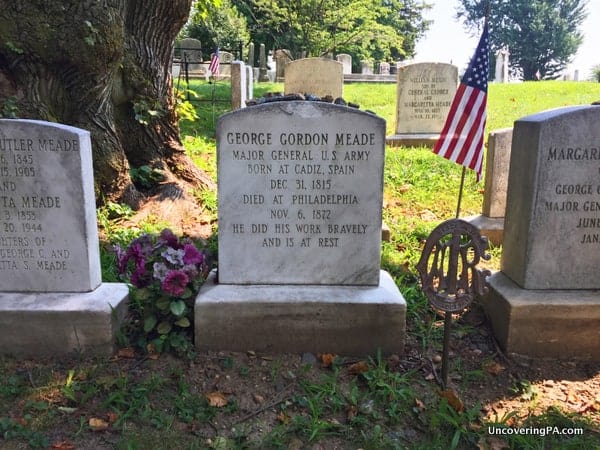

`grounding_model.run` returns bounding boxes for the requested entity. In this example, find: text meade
[335,133,375,146]
[21,196,61,208]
